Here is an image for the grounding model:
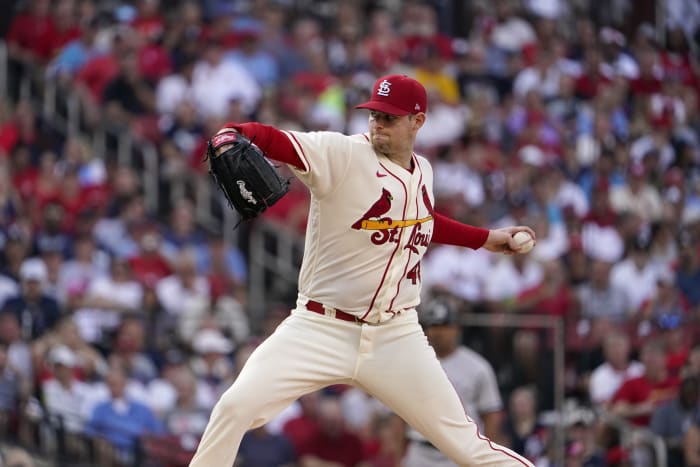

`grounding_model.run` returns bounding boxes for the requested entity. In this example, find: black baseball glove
[206,130,290,222]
